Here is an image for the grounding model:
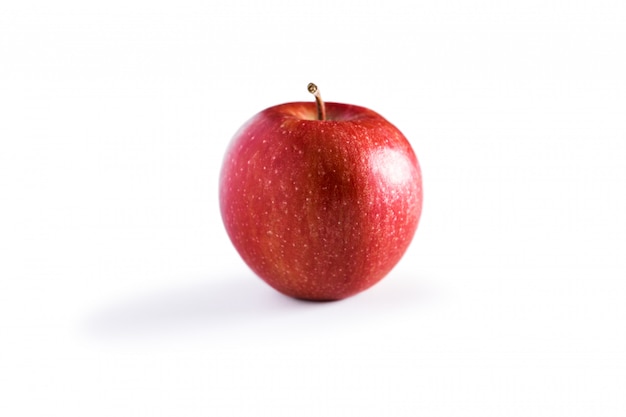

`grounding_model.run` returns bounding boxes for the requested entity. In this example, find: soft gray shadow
[82,275,305,340]
[81,273,437,341]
